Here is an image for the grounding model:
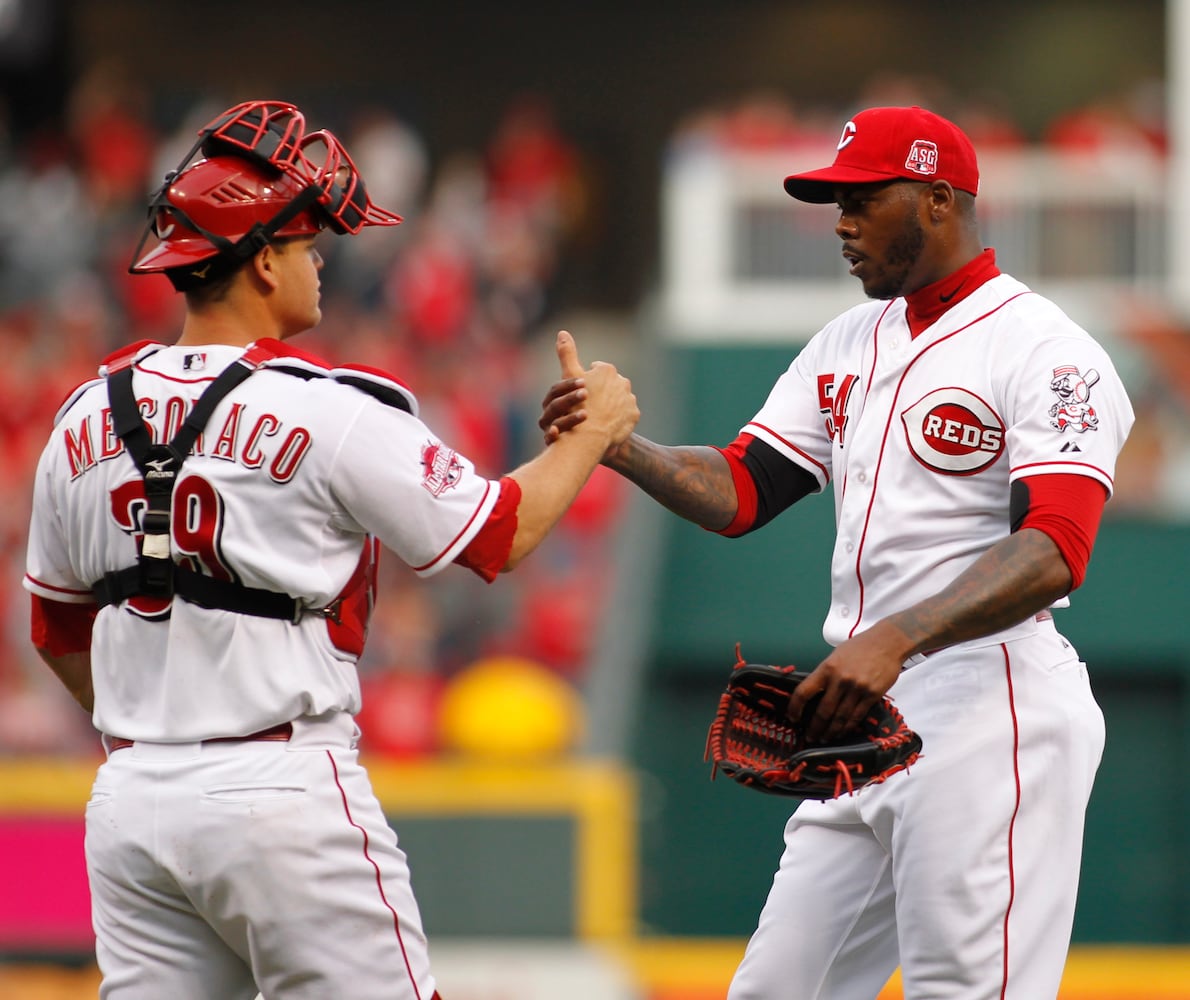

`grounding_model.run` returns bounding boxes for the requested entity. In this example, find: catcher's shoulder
[250,340,420,417]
